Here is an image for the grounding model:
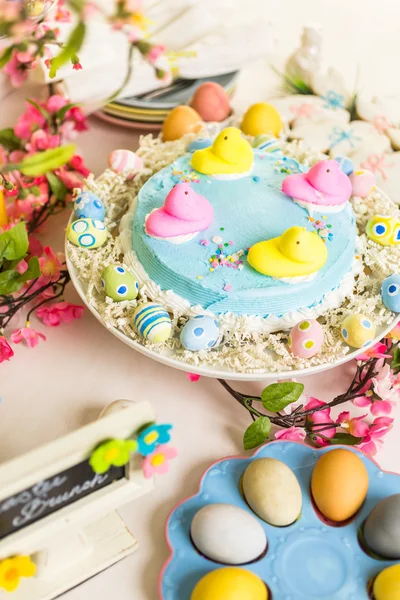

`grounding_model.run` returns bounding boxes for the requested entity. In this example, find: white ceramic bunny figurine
[285,26,323,87]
